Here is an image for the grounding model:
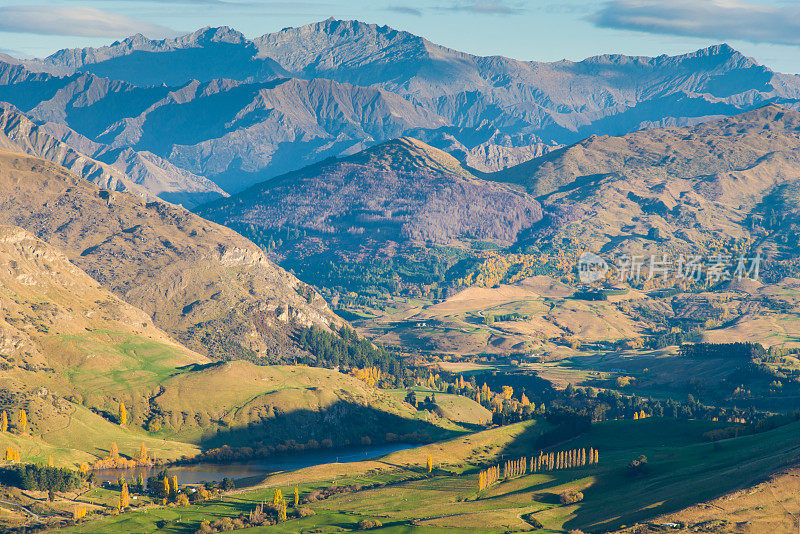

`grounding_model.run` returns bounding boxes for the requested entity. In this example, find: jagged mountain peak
[576,42,759,71]
[177,26,248,46]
